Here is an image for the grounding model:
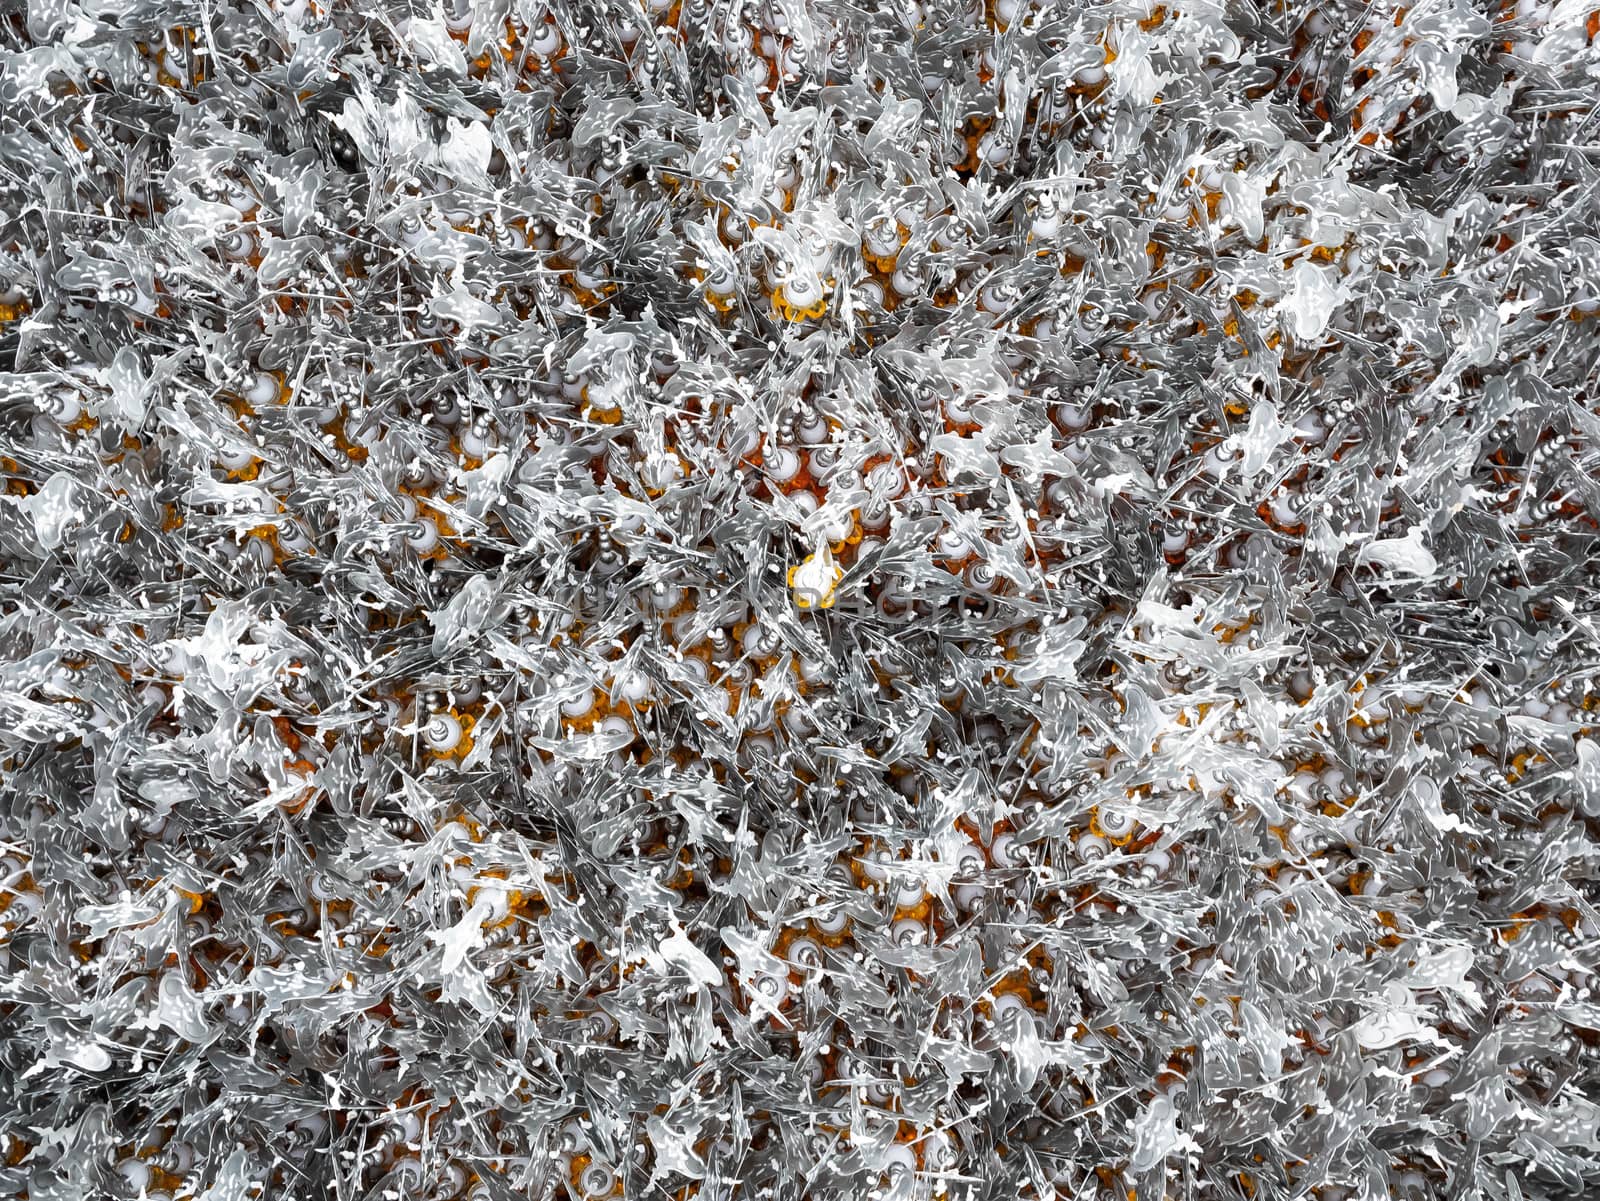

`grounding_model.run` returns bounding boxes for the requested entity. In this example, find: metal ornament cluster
[3,2,1600,1200]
